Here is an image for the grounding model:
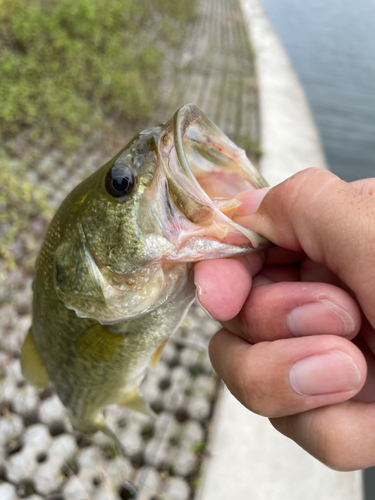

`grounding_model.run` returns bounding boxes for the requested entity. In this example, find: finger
[352,321,375,402]
[194,253,264,321]
[299,256,343,287]
[193,187,269,321]
[234,187,271,215]
[223,281,361,342]
[264,247,305,266]
[236,169,375,327]
[351,177,375,196]
[259,264,300,283]
[209,330,366,418]
[271,401,375,470]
